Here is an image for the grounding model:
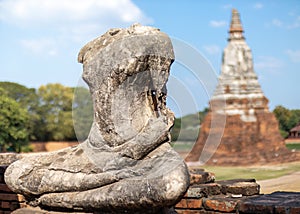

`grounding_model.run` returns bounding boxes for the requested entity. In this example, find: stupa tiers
[185,9,300,165]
